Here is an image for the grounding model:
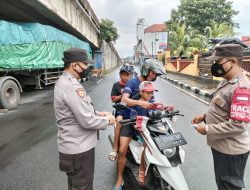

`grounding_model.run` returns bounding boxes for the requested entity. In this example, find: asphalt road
[0,68,249,190]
